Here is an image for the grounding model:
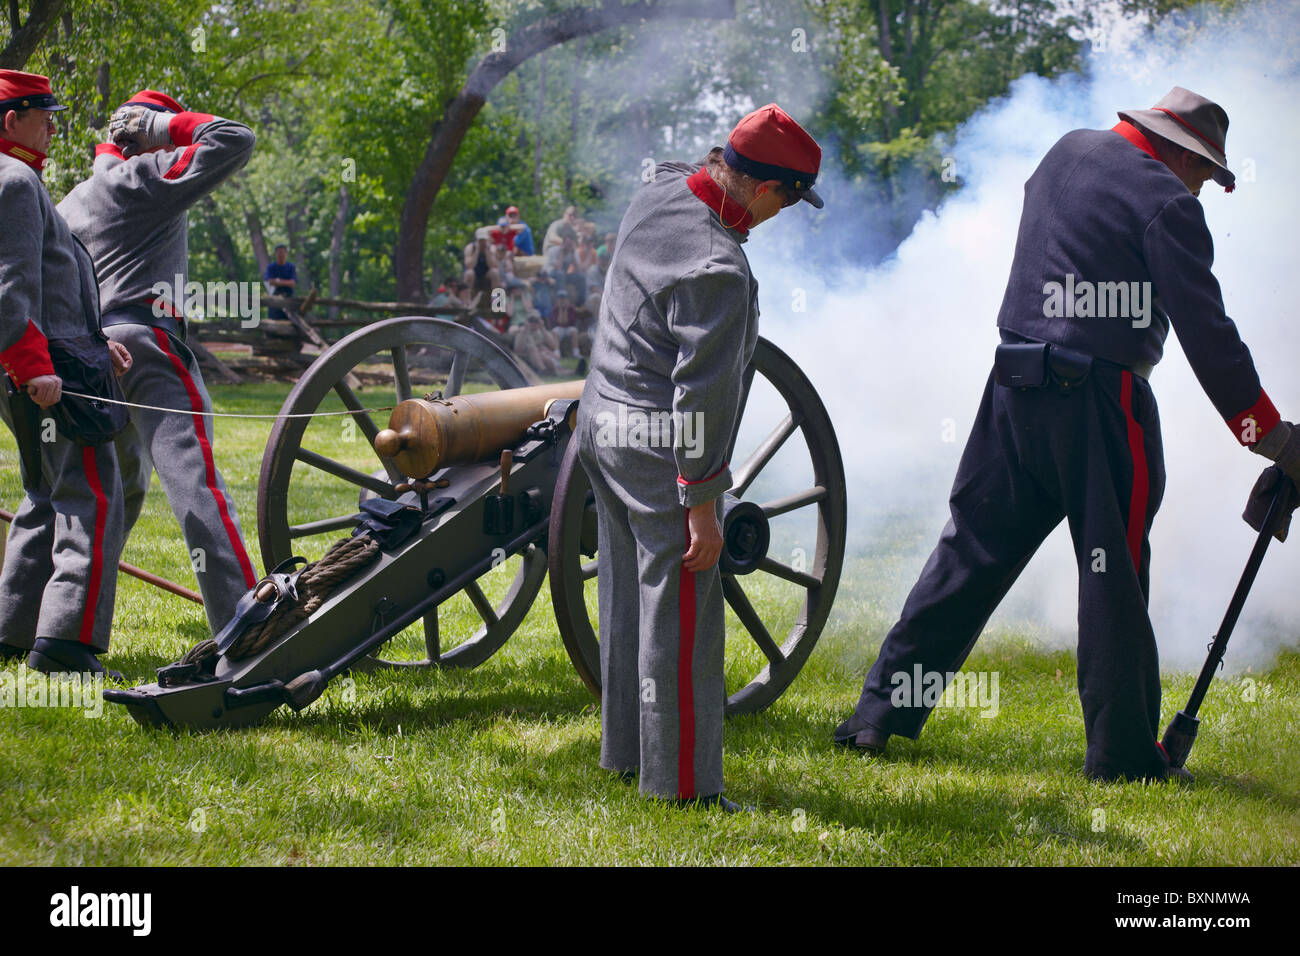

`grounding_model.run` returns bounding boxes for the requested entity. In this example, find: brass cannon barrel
[374,380,585,478]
